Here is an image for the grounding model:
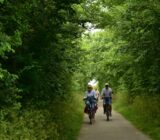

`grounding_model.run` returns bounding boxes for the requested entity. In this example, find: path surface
[78,101,151,140]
